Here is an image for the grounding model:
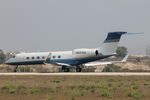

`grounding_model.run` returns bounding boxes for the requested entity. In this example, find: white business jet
[5,32,138,72]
